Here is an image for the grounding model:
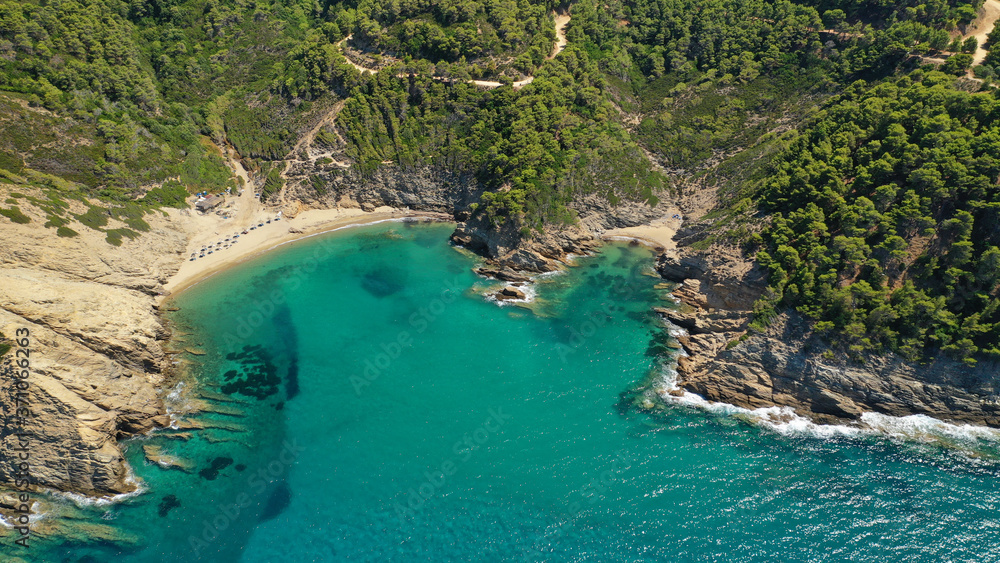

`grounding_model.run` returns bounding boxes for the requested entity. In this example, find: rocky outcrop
[0,196,183,497]
[682,314,1000,426]
[450,215,602,272]
[496,286,526,300]
[657,241,1000,427]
